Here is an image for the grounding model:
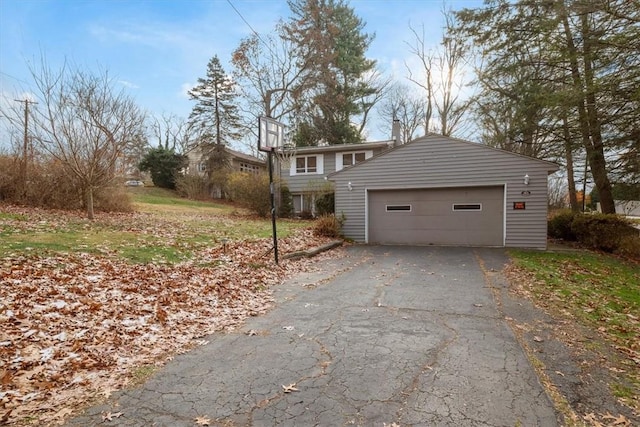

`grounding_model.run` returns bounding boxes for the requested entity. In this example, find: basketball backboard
[258,116,285,152]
